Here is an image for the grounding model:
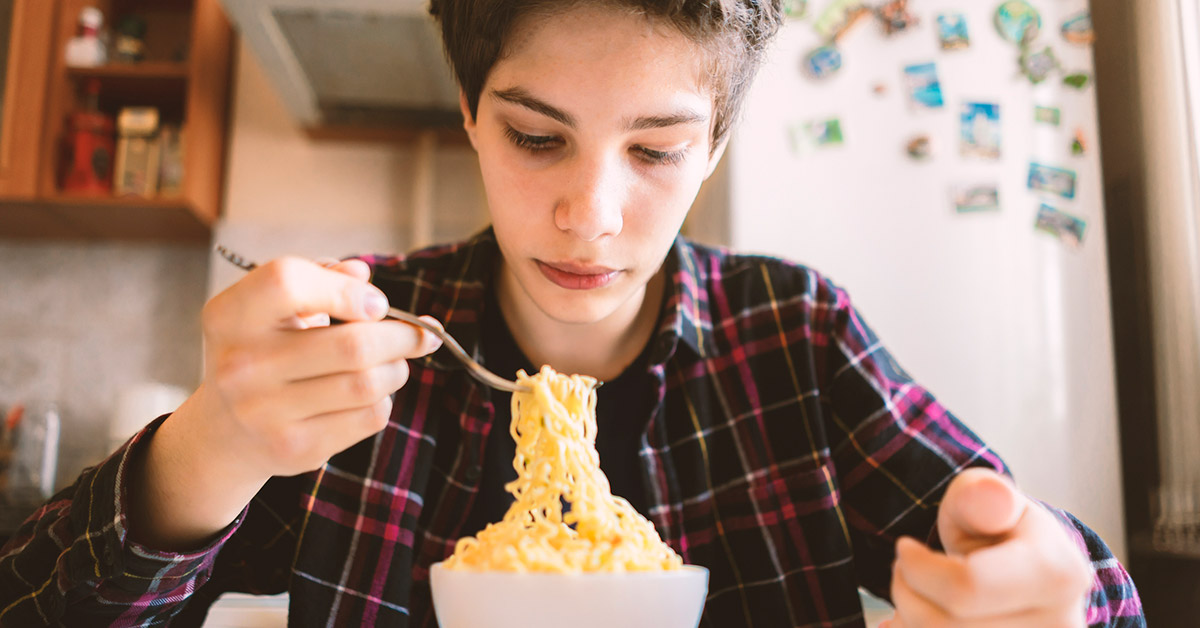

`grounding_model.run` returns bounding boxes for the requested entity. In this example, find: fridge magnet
[1061,12,1095,45]
[787,118,845,153]
[872,82,888,96]
[903,62,945,109]
[937,13,971,50]
[1071,128,1088,155]
[1034,105,1061,125]
[1035,203,1087,249]
[1019,46,1060,84]
[815,0,872,42]
[783,0,809,19]
[1028,162,1077,199]
[803,45,843,80]
[906,135,932,160]
[995,1,1042,45]
[877,0,918,36]
[807,118,845,146]
[952,183,1001,213]
[960,102,1002,159]
[1063,72,1092,89]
